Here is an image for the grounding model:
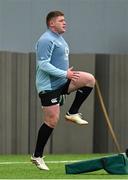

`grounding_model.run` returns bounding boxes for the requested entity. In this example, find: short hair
[46,11,64,27]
